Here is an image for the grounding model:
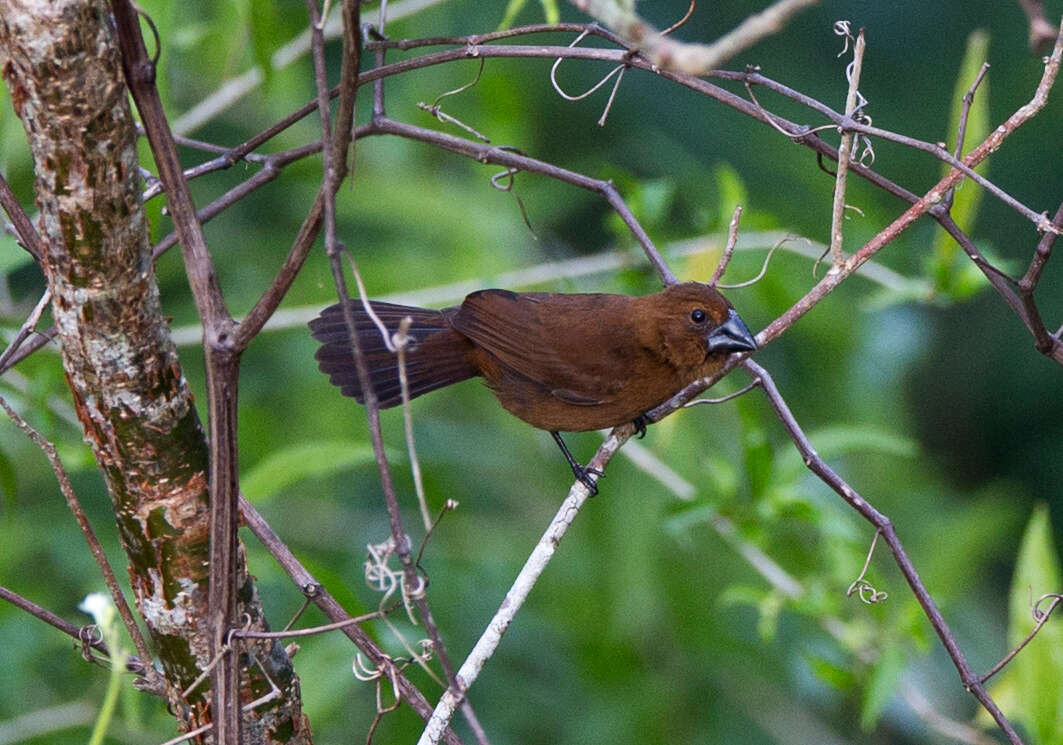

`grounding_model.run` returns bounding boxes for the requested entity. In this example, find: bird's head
[636,282,757,372]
